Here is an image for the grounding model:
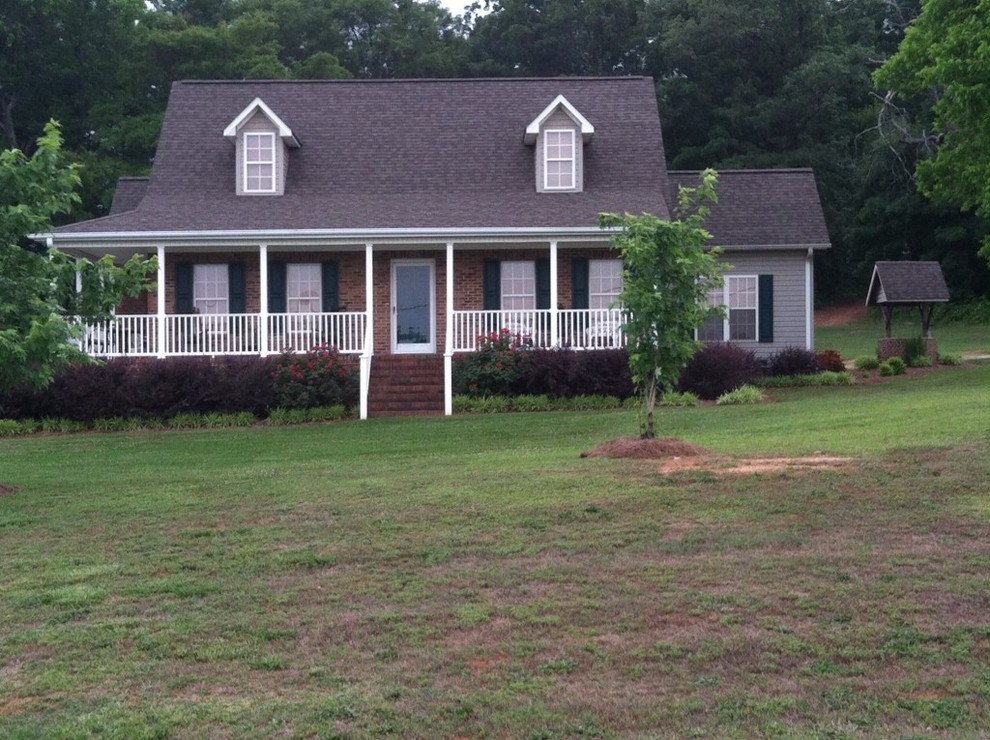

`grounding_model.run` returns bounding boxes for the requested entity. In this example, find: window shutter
[536,259,551,310]
[269,262,286,313]
[321,261,340,312]
[572,258,589,309]
[758,274,774,343]
[176,263,194,313]
[483,259,500,310]
[228,263,246,313]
